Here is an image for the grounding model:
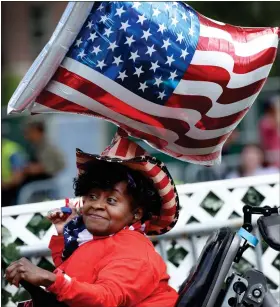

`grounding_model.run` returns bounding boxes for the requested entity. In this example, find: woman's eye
[89,194,98,200]
[108,198,117,205]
